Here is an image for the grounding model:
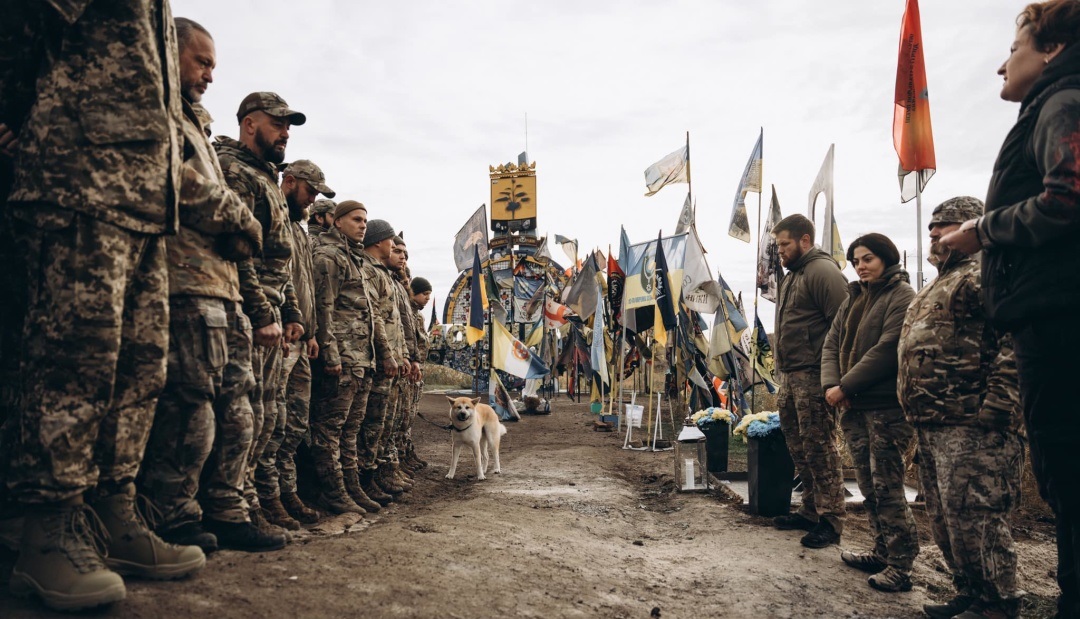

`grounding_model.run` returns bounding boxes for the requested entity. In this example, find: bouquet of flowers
[691,407,736,429]
[732,411,781,443]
